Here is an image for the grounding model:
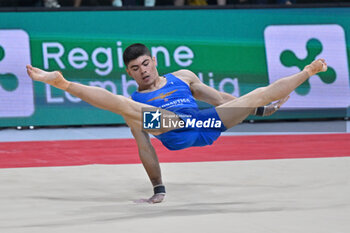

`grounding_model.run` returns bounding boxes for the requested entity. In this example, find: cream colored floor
[1,157,349,233]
